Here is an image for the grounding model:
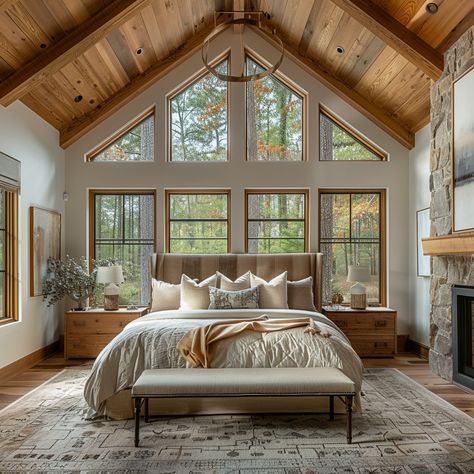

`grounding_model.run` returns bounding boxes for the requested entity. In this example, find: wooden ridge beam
[60,23,217,149]
[0,0,152,106]
[329,0,443,80]
[254,26,414,149]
